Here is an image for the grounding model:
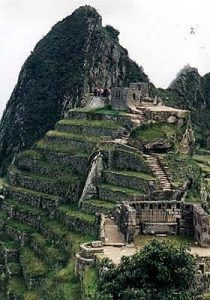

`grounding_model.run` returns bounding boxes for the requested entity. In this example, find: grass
[5,198,46,217]
[193,154,210,165]
[98,183,143,196]
[31,233,66,265]
[134,235,196,248]
[21,248,47,277]
[36,139,80,154]
[7,219,36,235]
[46,130,101,144]
[206,179,210,192]
[57,119,122,130]
[82,267,98,299]
[7,185,61,202]
[107,170,156,180]
[17,149,42,160]
[132,122,180,143]
[7,277,26,298]
[70,106,128,116]
[58,205,96,224]
[10,166,80,186]
[88,199,116,209]
[7,262,21,274]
